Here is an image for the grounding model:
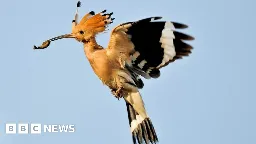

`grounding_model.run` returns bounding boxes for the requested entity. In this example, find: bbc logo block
[31,124,42,134]
[5,124,16,134]
[18,124,28,134]
[6,123,42,134]
[5,123,75,134]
